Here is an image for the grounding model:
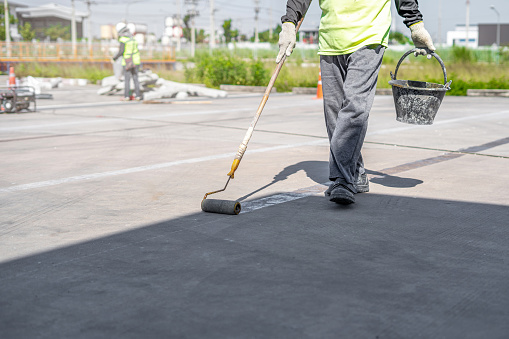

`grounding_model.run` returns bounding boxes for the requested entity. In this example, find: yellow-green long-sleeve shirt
[282,0,423,55]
